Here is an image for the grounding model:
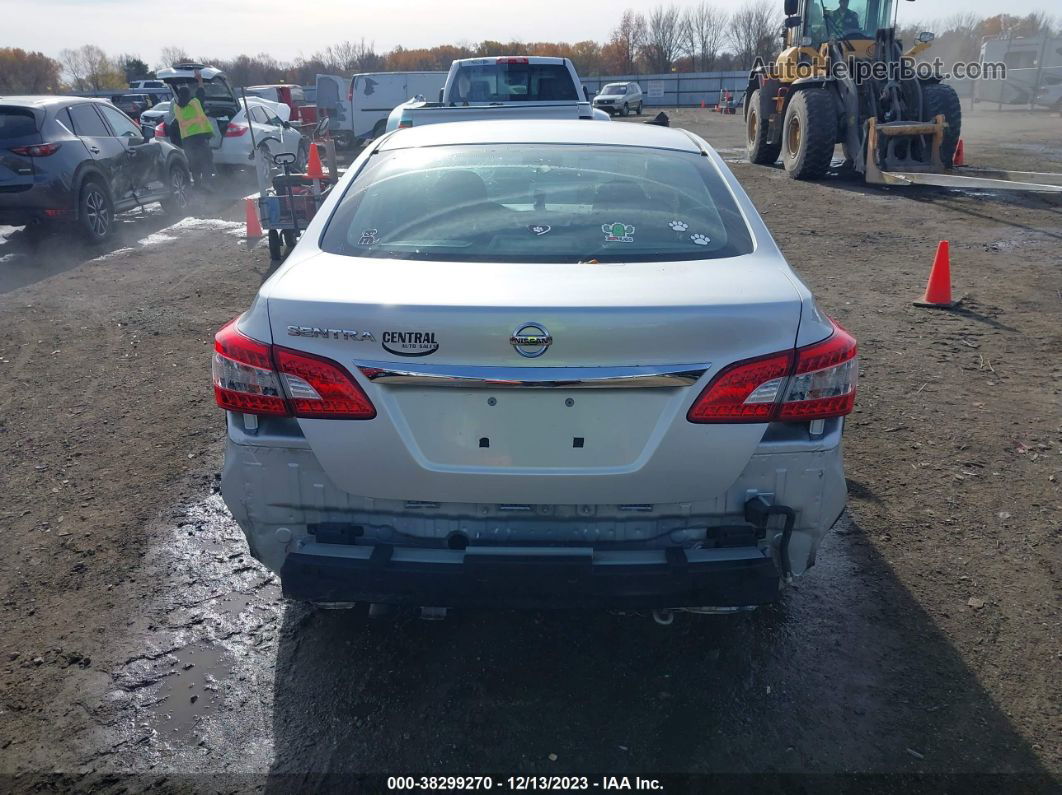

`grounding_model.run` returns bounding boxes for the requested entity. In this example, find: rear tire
[781,89,837,180]
[78,181,113,243]
[371,119,387,139]
[621,103,630,117]
[636,103,642,115]
[921,83,962,167]
[281,229,297,251]
[746,89,781,165]
[159,162,191,215]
